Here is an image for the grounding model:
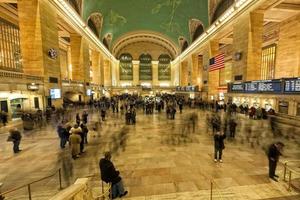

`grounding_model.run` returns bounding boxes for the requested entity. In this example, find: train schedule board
[284,78,300,93]
[244,80,282,93]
